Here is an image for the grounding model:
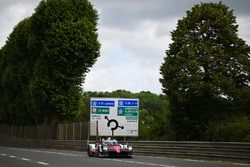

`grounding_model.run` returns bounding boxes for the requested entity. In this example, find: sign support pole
[96,120,99,141]
[87,121,89,146]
